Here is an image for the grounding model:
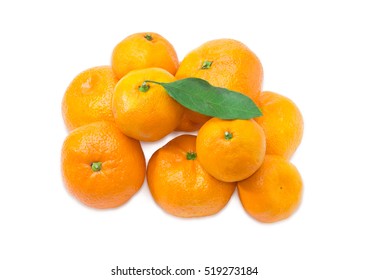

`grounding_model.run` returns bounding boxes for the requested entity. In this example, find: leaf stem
[139,81,150,92]
[144,80,162,85]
